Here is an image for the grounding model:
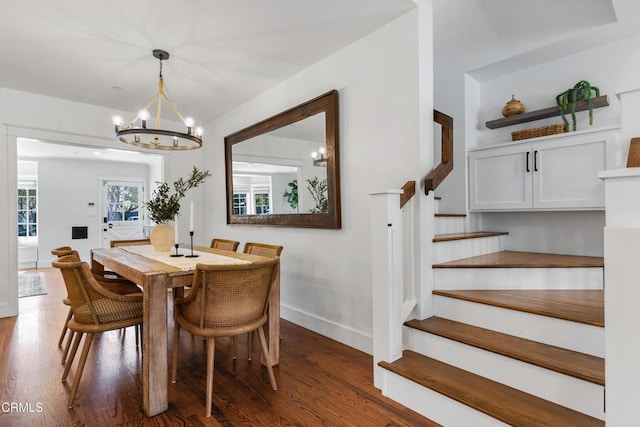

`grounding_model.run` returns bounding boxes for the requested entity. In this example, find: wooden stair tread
[379,351,604,427]
[435,213,466,217]
[433,289,604,327]
[405,317,604,385]
[433,231,508,242]
[433,250,603,268]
